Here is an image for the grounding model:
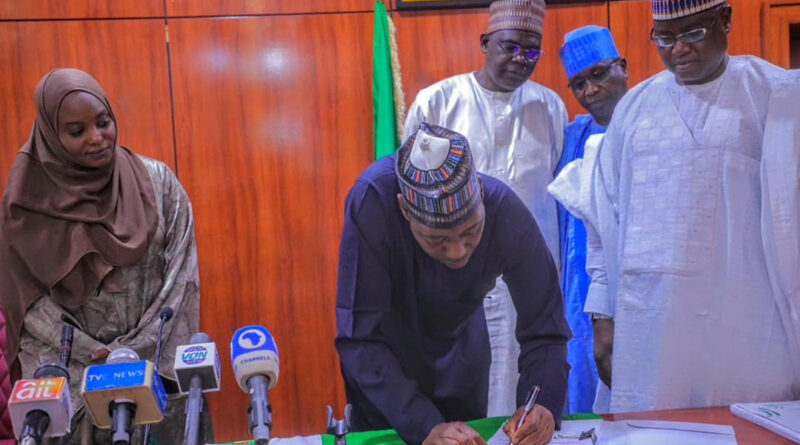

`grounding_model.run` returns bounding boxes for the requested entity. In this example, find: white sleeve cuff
[584,281,613,317]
